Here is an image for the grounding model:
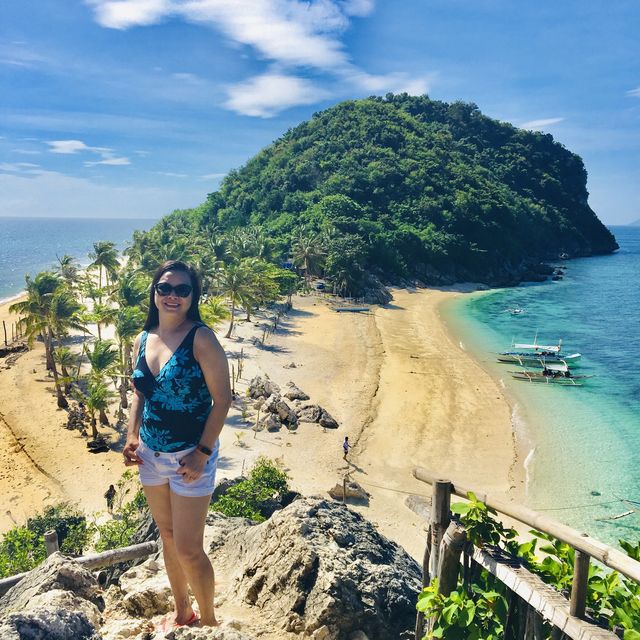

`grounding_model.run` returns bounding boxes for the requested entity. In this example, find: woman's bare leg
[171,492,218,626]
[143,484,195,624]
